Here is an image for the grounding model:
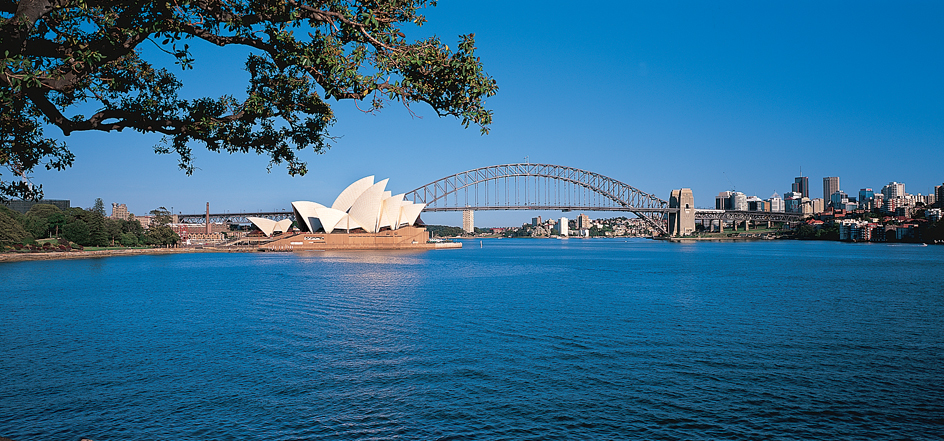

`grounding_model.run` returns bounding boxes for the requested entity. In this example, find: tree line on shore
[0,199,179,249]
